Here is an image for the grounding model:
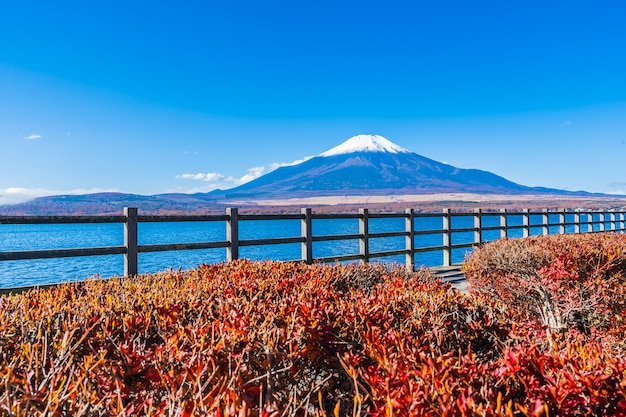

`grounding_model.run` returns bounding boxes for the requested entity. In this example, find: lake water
[0,212,601,288]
